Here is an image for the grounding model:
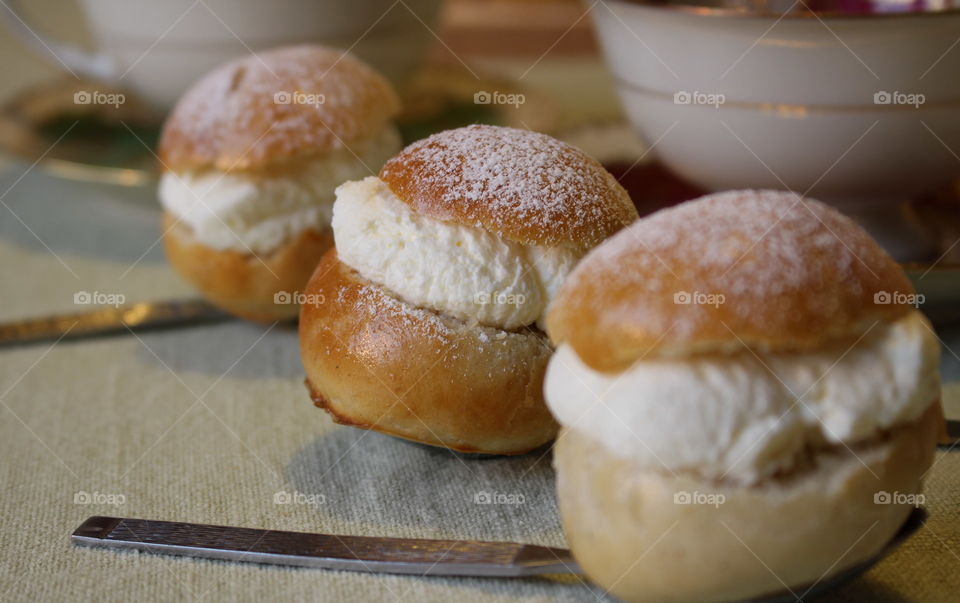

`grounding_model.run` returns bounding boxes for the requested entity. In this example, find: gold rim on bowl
[603,0,960,19]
